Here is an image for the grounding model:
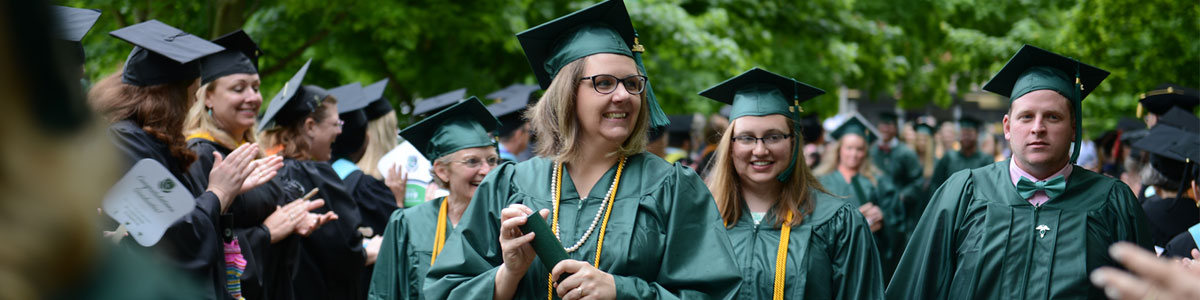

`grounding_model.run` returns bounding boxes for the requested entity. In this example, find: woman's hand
[385,164,408,208]
[858,203,884,232]
[1090,242,1200,300]
[295,200,338,236]
[364,235,383,266]
[264,199,307,243]
[552,260,616,300]
[241,155,283,195]
[207,143,259,213]
[494,204,548,300]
